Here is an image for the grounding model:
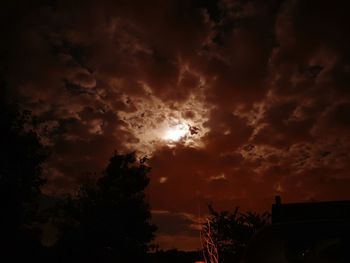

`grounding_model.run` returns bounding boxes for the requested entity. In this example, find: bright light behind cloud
[118,83,210,154]
[162,123,189,142]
